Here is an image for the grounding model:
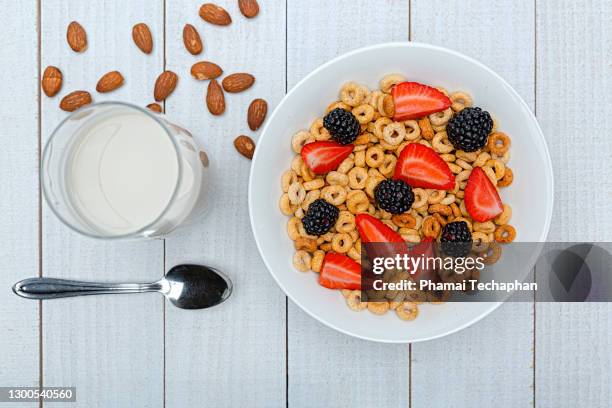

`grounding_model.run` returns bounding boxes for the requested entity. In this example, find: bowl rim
[248,41,554,343]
